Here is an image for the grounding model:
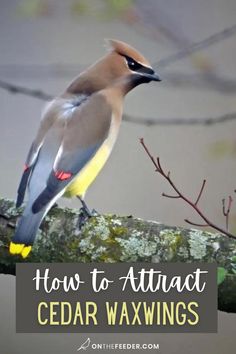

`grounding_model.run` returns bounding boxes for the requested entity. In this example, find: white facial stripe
[124,57,152,72]
[138,62,152,70]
